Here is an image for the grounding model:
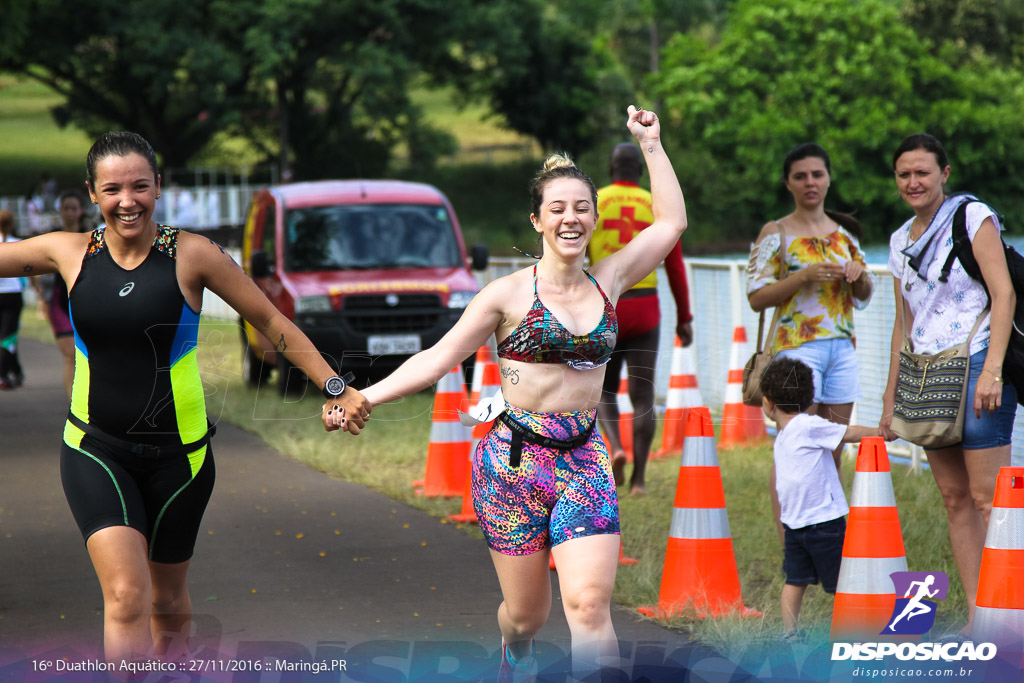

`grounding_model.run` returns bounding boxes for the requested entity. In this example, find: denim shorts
[960,348,1017,450]
[775,338,860,405]
[782,516,846,593]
